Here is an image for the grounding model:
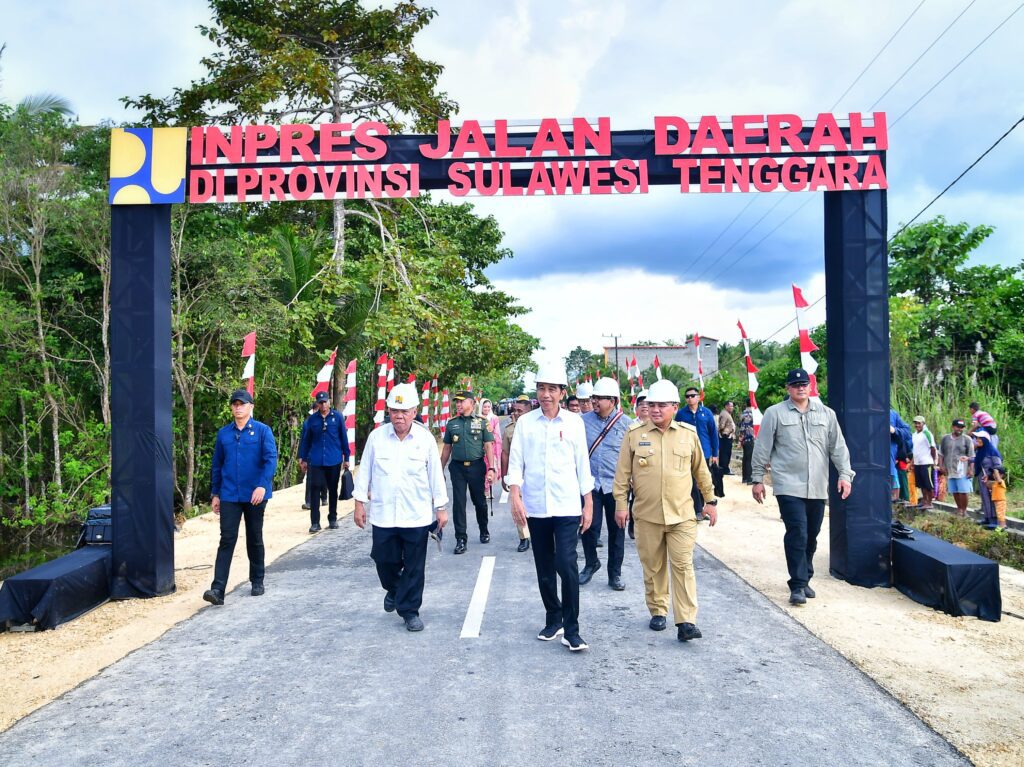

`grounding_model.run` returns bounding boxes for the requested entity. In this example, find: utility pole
[602,332,621,380]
